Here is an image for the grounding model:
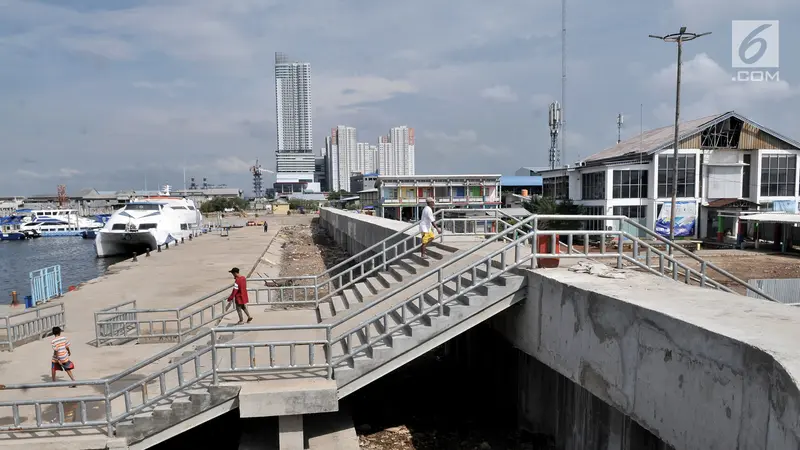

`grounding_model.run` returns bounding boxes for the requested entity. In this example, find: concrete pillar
[278,414,303,450]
